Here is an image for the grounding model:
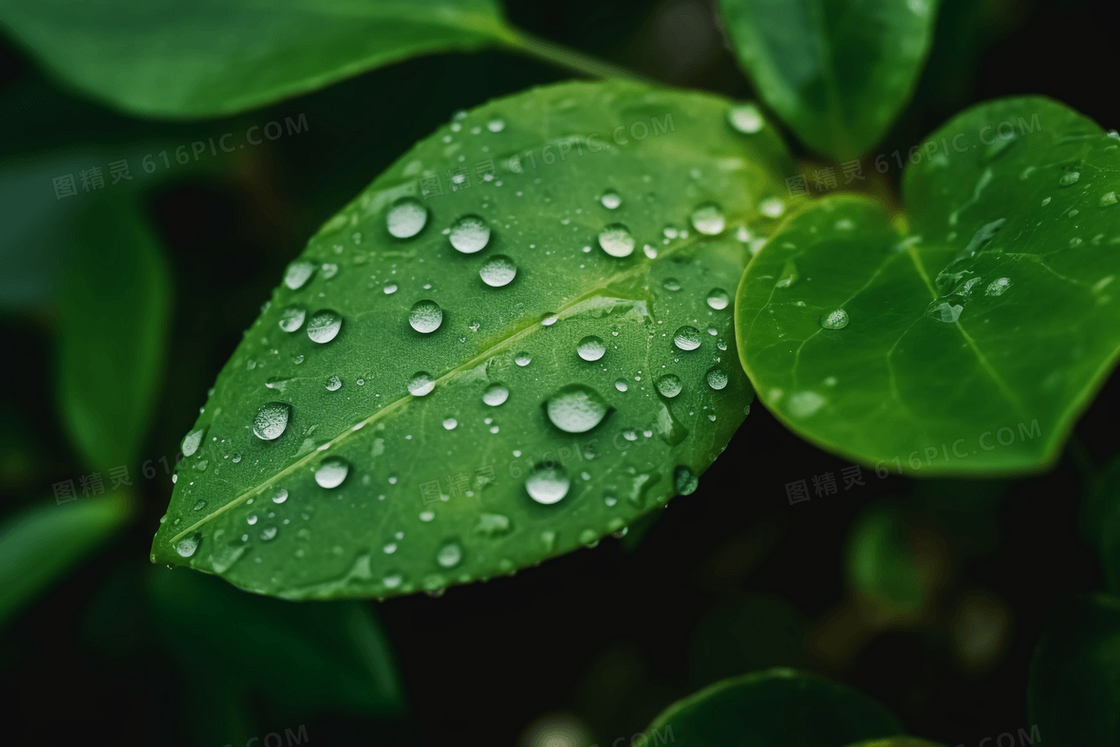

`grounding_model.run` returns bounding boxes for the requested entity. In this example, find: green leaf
[737,97,1120,475]
[0,0,518,118]
[718,0,939,159]
[845,503,925,619]
[0,492,133,628]
[57,197,170,470]
[1028,593,1120,746]
[646,668,904,747]
[150,80,796,599]
[145,567,404,715]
